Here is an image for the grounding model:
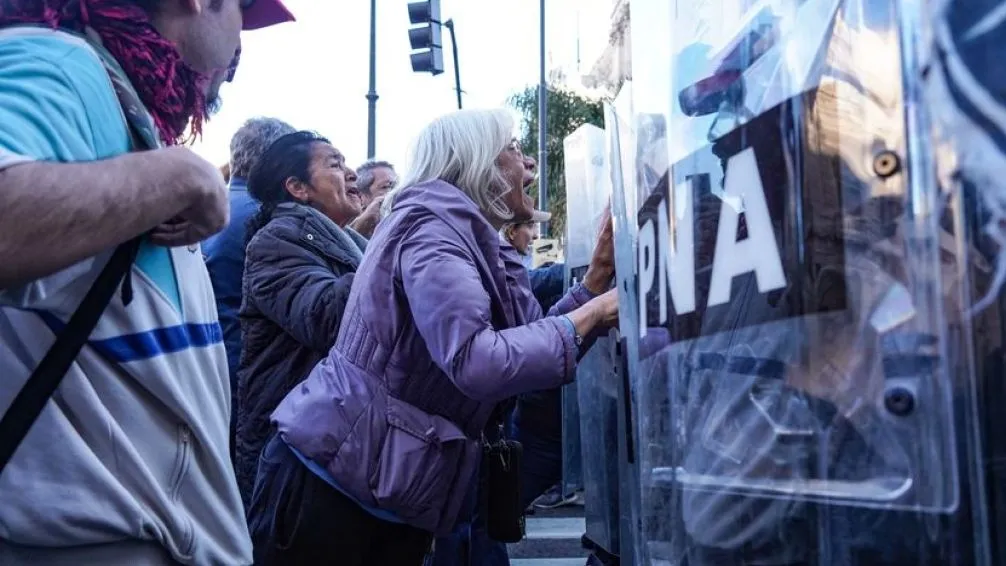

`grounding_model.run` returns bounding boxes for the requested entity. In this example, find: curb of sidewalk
[508,517,589,560]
